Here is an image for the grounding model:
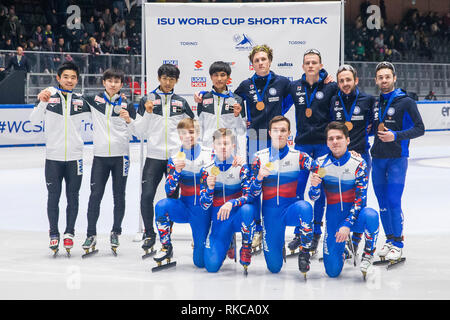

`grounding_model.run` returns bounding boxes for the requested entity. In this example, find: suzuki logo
[194,60,203,69]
